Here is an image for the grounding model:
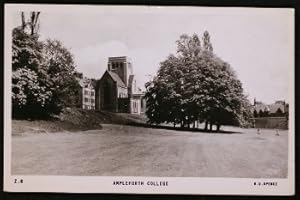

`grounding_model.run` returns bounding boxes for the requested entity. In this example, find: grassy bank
[12,108,147,134]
